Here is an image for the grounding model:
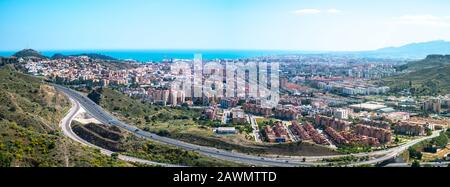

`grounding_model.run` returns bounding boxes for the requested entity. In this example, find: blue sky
[1,0,450,51]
